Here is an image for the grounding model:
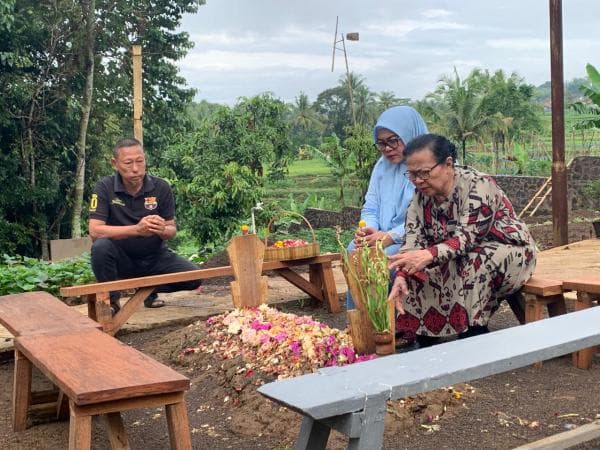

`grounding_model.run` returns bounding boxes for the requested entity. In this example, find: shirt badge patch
[111,197,125,207]
[89,193,98,212]
[144,196,158,210]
